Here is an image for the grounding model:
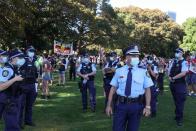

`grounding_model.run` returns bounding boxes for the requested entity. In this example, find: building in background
[166,11,176,21]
